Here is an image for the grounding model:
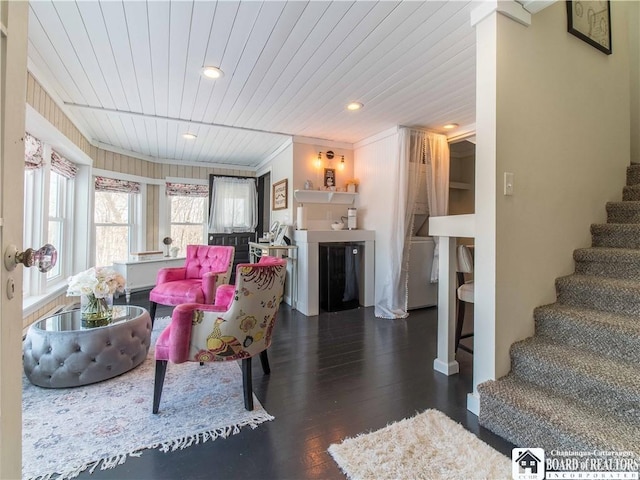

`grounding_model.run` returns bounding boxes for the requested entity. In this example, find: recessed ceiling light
[346,102,364,111]
[182,133,197,140]
[443,123,459,130]
[201,66,224,79]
